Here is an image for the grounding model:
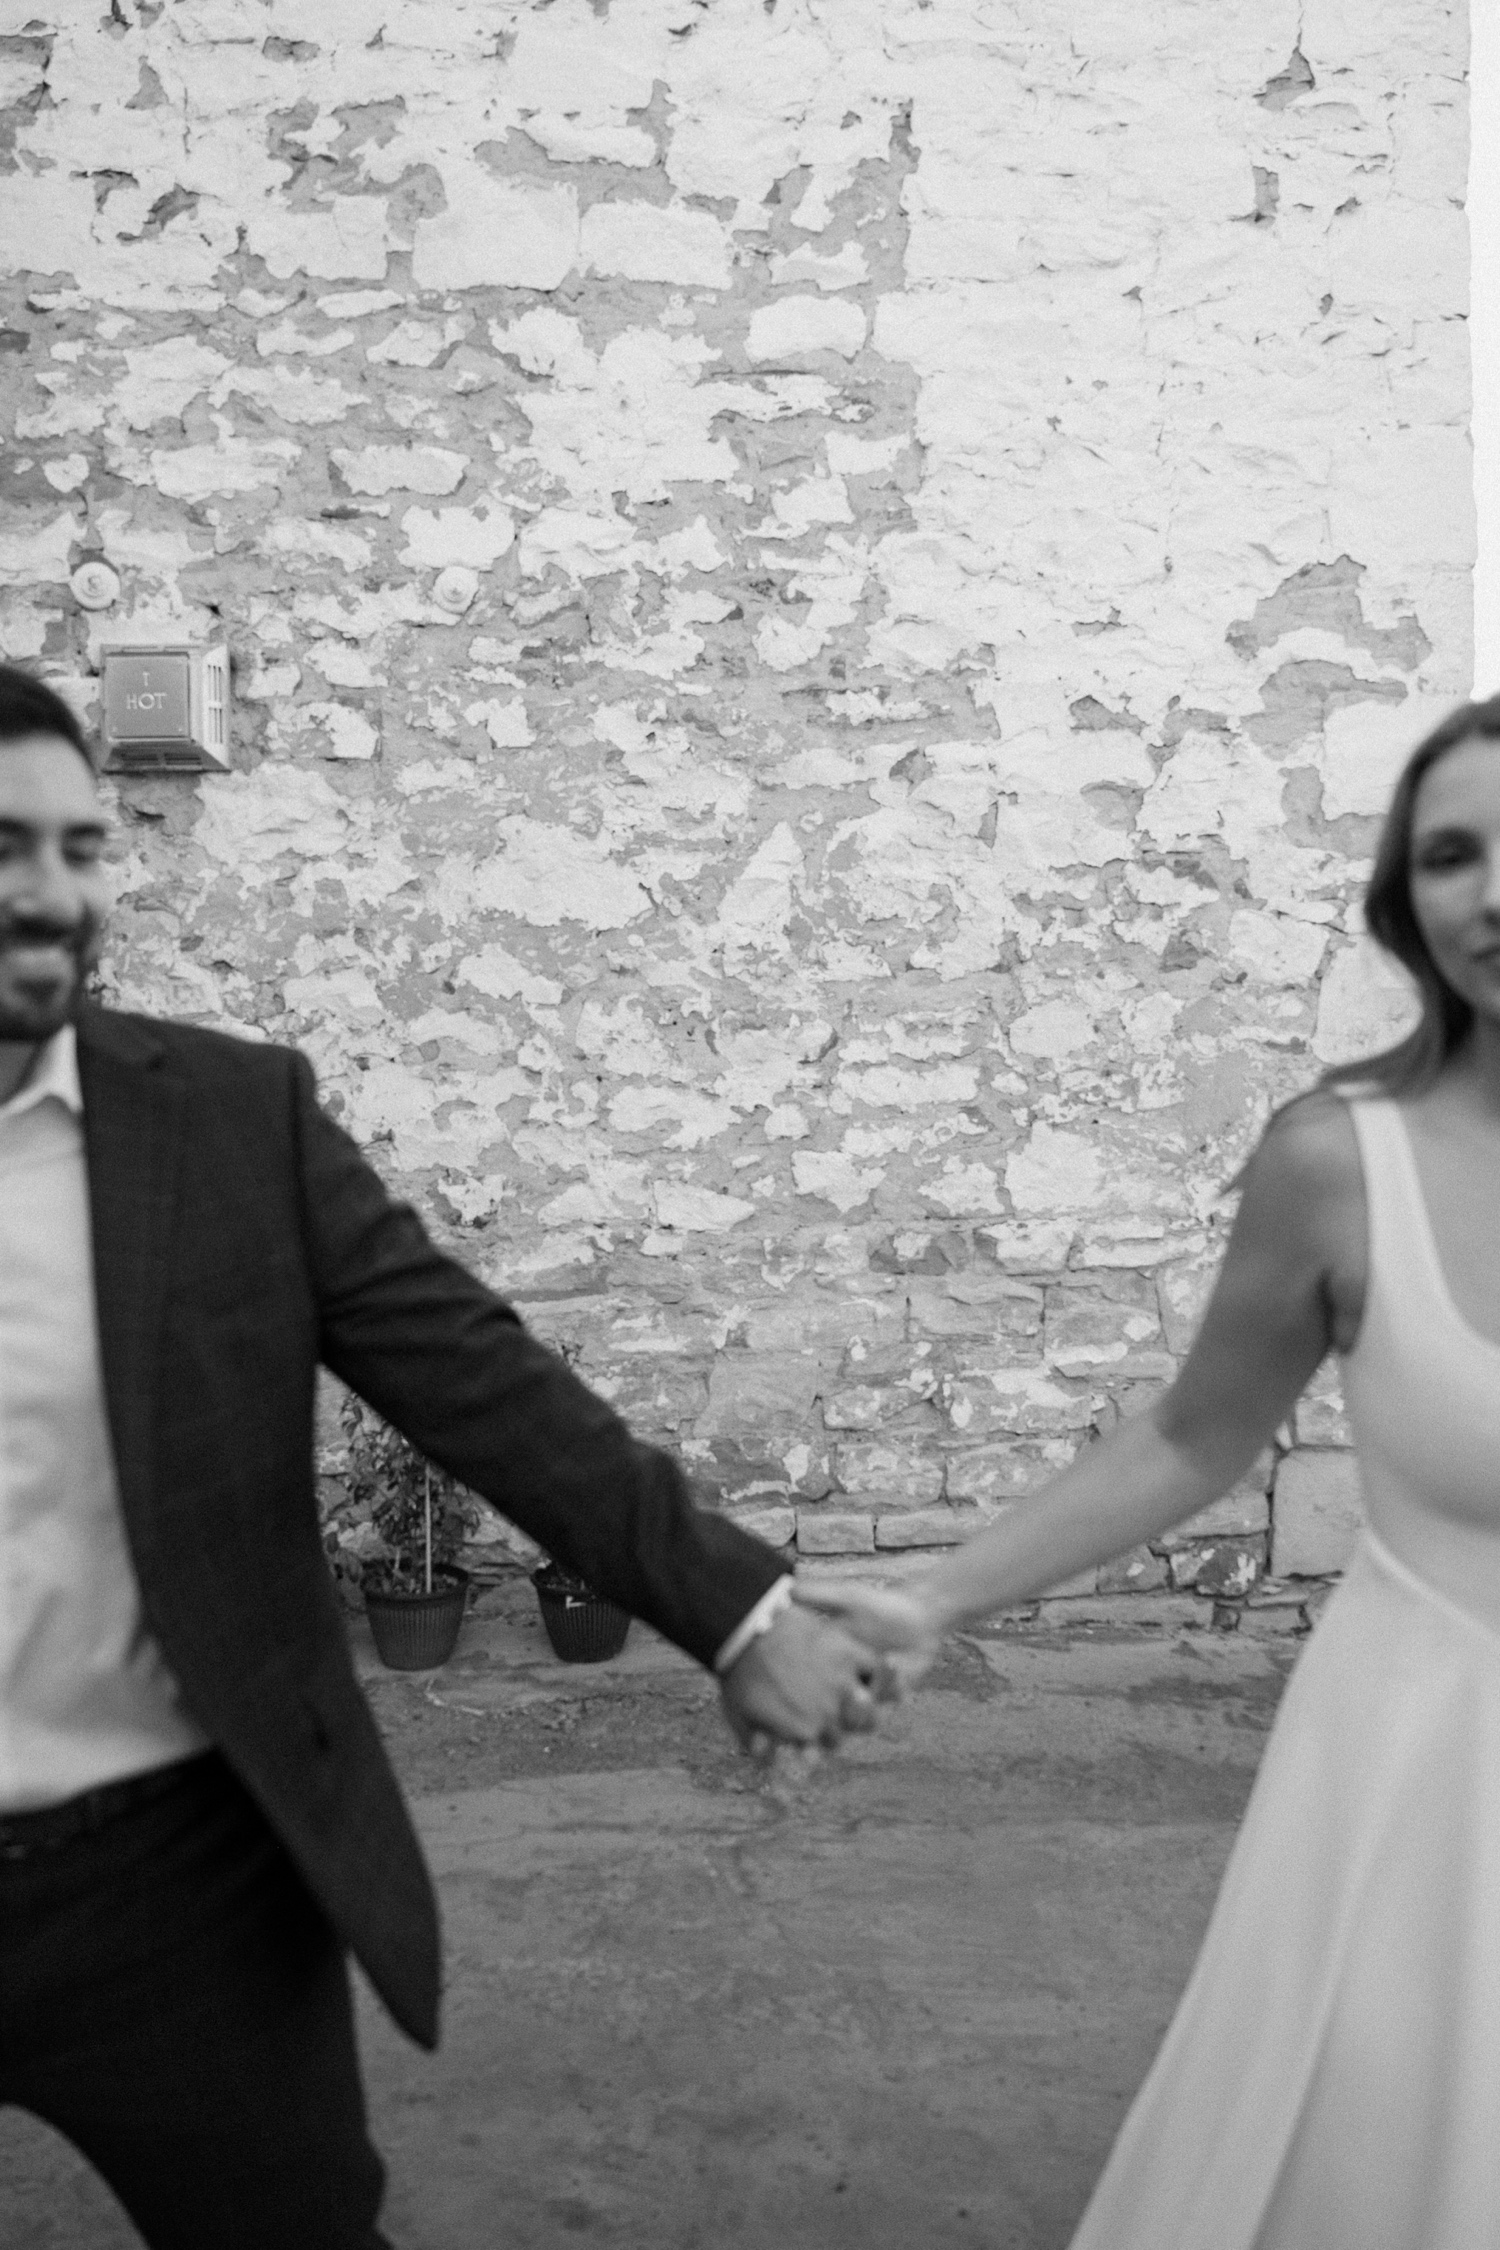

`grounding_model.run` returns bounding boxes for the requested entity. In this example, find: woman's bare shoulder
[1242,1089,1368,1337]
[1235,1087,1366,1249]
[1256,1085,1363,1182]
